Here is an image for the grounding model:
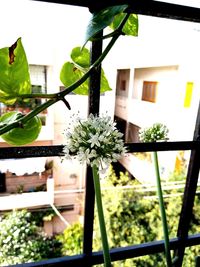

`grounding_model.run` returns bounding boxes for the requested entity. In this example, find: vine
[0,5,138,145]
